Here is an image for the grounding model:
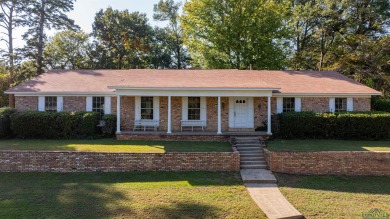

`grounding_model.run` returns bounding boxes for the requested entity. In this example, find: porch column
[116,95,121,134]
[267,96,272,134]
[167,96,172,134]
[217,96,222,134]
